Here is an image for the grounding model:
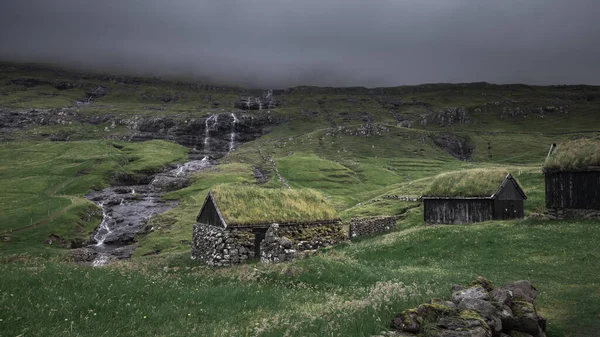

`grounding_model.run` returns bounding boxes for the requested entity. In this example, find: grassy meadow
[1,63,600,336]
